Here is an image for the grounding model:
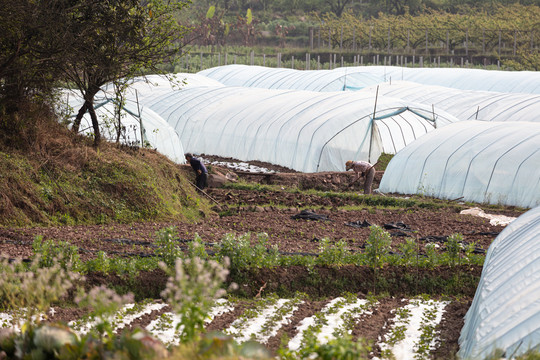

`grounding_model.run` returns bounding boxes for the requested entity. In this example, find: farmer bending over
[185,153,208,191]
[345,160,375,194]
